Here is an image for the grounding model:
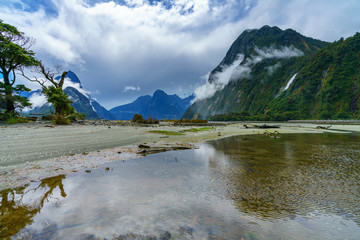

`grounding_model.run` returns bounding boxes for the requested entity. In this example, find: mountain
[25,71,115,120]
[110,90,194,120]
[183,25,330,120]
[110,95,152,120]
[268,33,360,119]
[55,70,82,88]
[64,87,99,119]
